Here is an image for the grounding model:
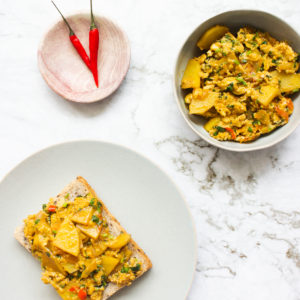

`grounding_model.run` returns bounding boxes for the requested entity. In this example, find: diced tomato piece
[78,289,87,300]
[225,127,236,140]
[48,205,57,213]
[69,286,78,293]
[275,107,289,121]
